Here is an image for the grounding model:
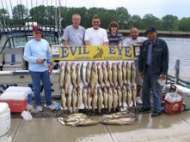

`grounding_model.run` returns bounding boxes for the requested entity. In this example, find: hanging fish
[92,87,98,112]
[90,62,98,90]
[131,83,137,107]
[71,63,77,87]
[64,62,71,95]
[107,62,113,87]
[61,88,66,109]
[108,87,113,113]
[72,87,78,113]
[126,62,132,85]
[77,86,83,110]
[87,87,92,110]
[76,63,81,87]
[103,87,108,109]
[59,62,65,88]
[97,87,104,113]
[112,63,118,87]
[67,85,73,113]
[97,62,104,86]
[117,87,122,108]
[127,85,133,108]
[122,61,127,85]
[131,62,136,84]
[117,62,123,87]
[86,62,91,86]
[81,63,87,86]
[122,85,127,108]
[112,88,118,112]
[102,62,109,87]
[82,87,88,109]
